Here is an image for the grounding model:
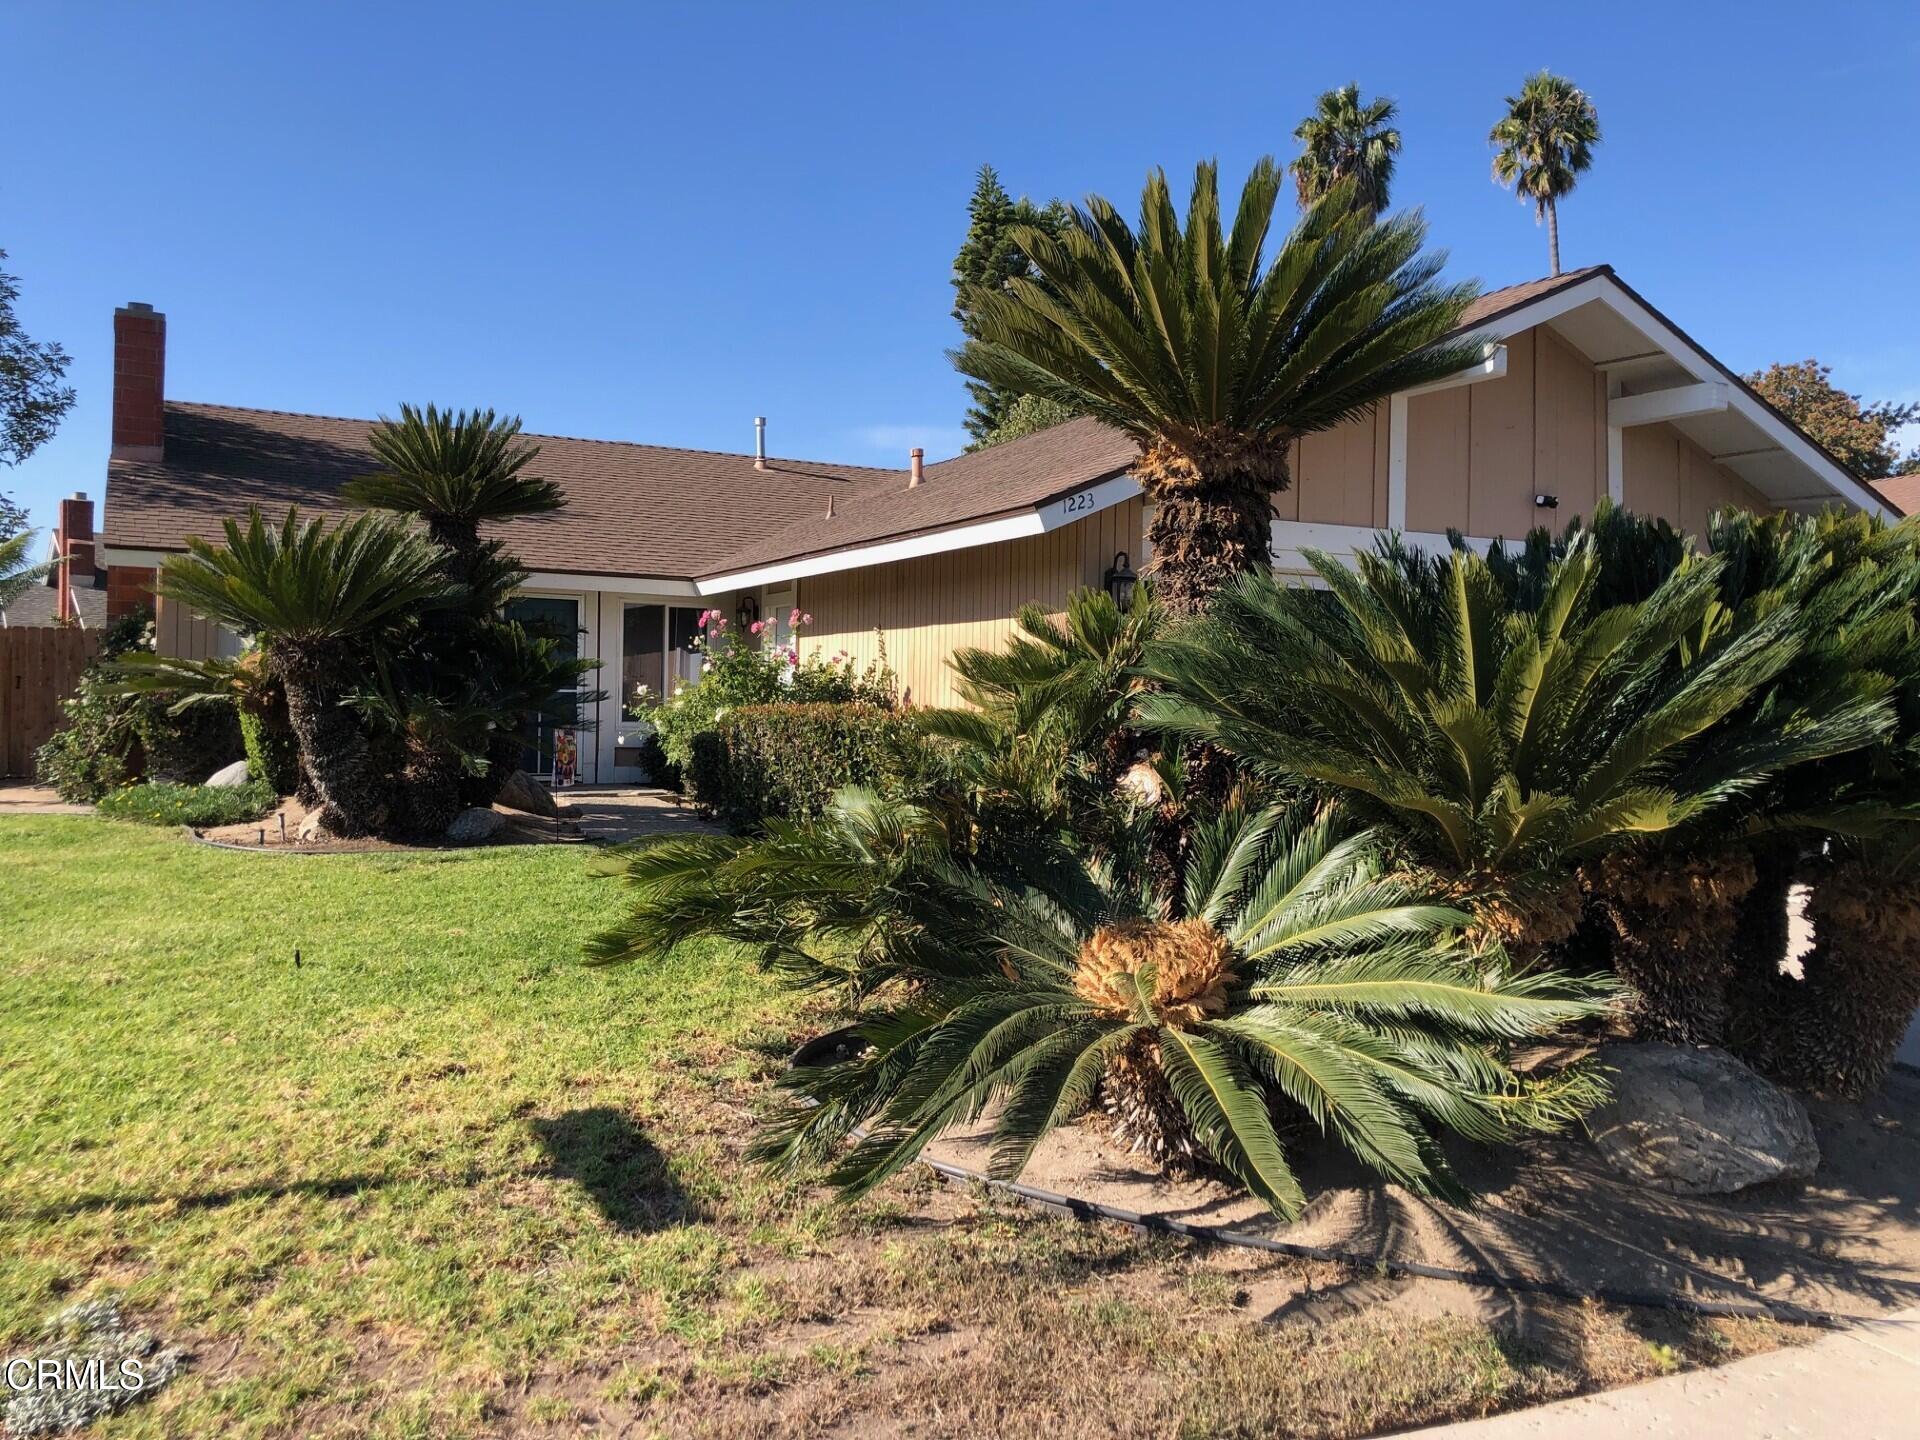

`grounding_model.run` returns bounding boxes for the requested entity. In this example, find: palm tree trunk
[1767,856,1920,1098]
[1144,481,1275,620]
[276,651,392,837]
[1546,200,1561,277]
